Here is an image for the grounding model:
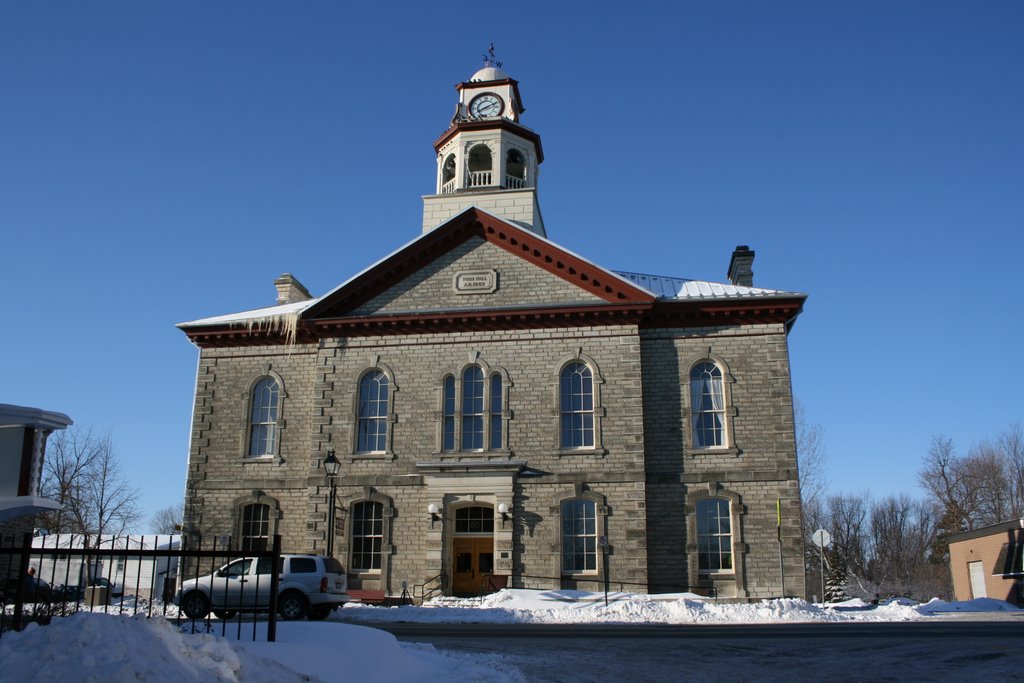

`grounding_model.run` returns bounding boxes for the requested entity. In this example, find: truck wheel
[308,605,331,621]
[181,592,210,620]
[278,591,308,620]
